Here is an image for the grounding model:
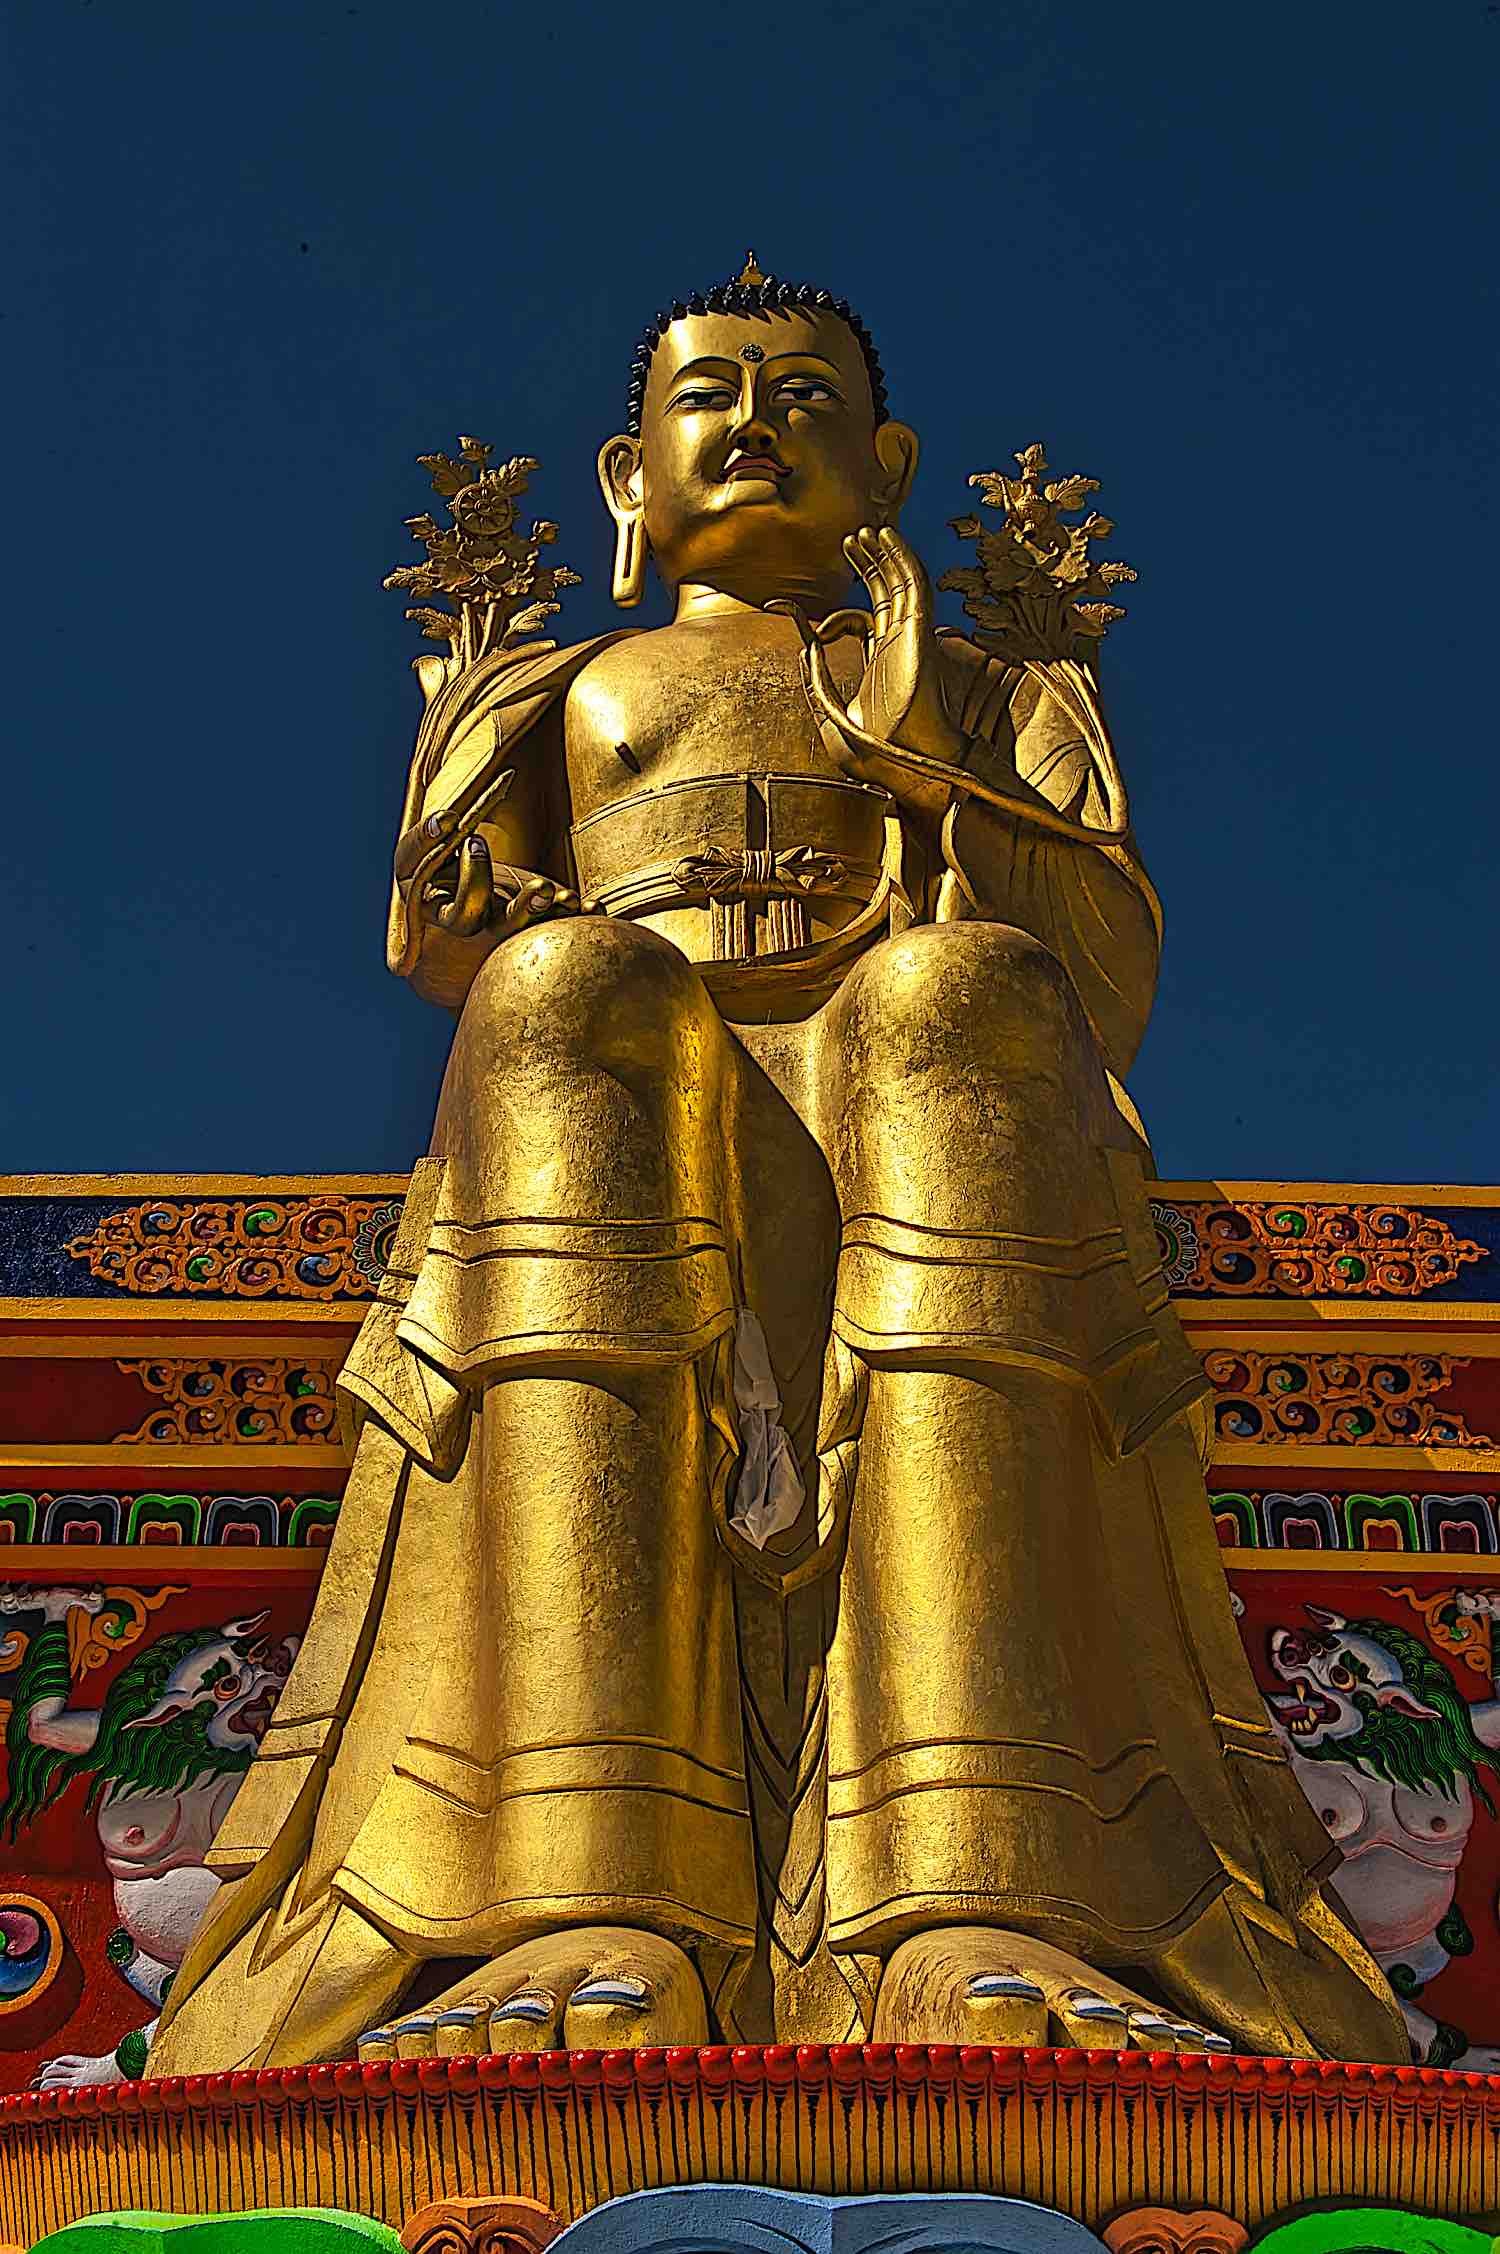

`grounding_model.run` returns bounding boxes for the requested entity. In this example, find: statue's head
[598,256,919,611]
